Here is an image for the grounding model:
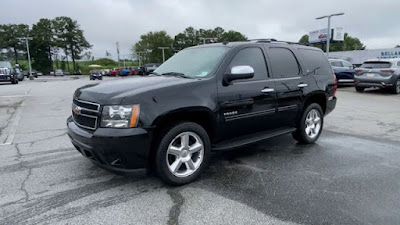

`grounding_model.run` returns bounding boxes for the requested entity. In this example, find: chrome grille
[72,99,100,130]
